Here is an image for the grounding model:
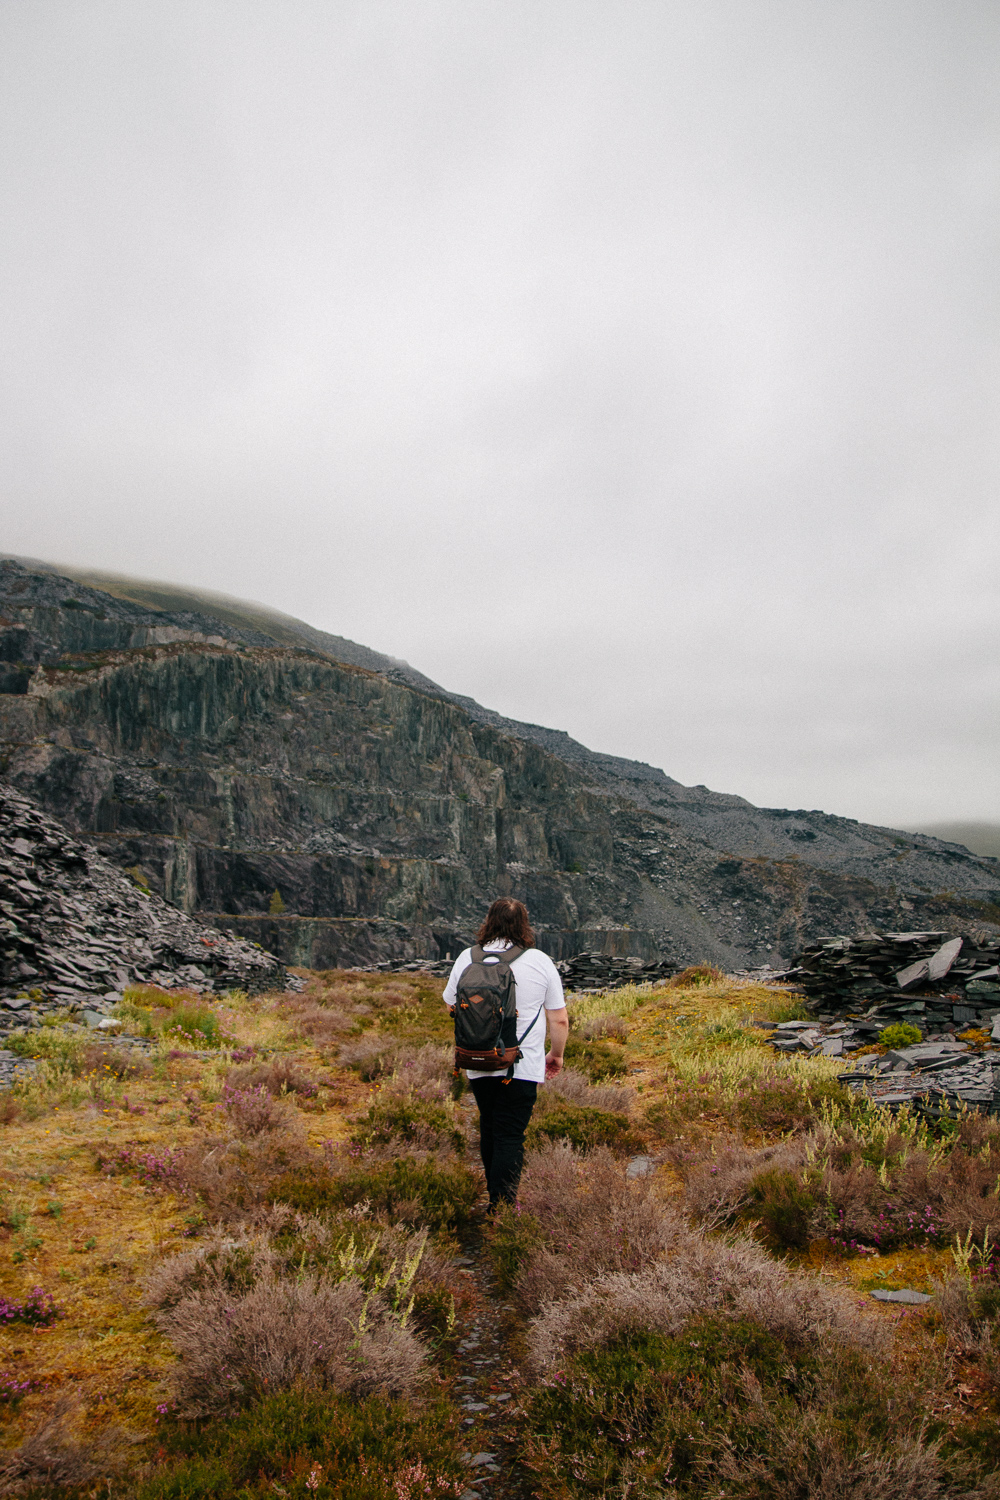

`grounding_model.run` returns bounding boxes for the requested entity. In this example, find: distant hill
[2,554,998,969]
[912,823,1000,861]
